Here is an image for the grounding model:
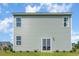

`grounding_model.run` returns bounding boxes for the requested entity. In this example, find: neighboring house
[13,13,72,51]
[0,41,13,50]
